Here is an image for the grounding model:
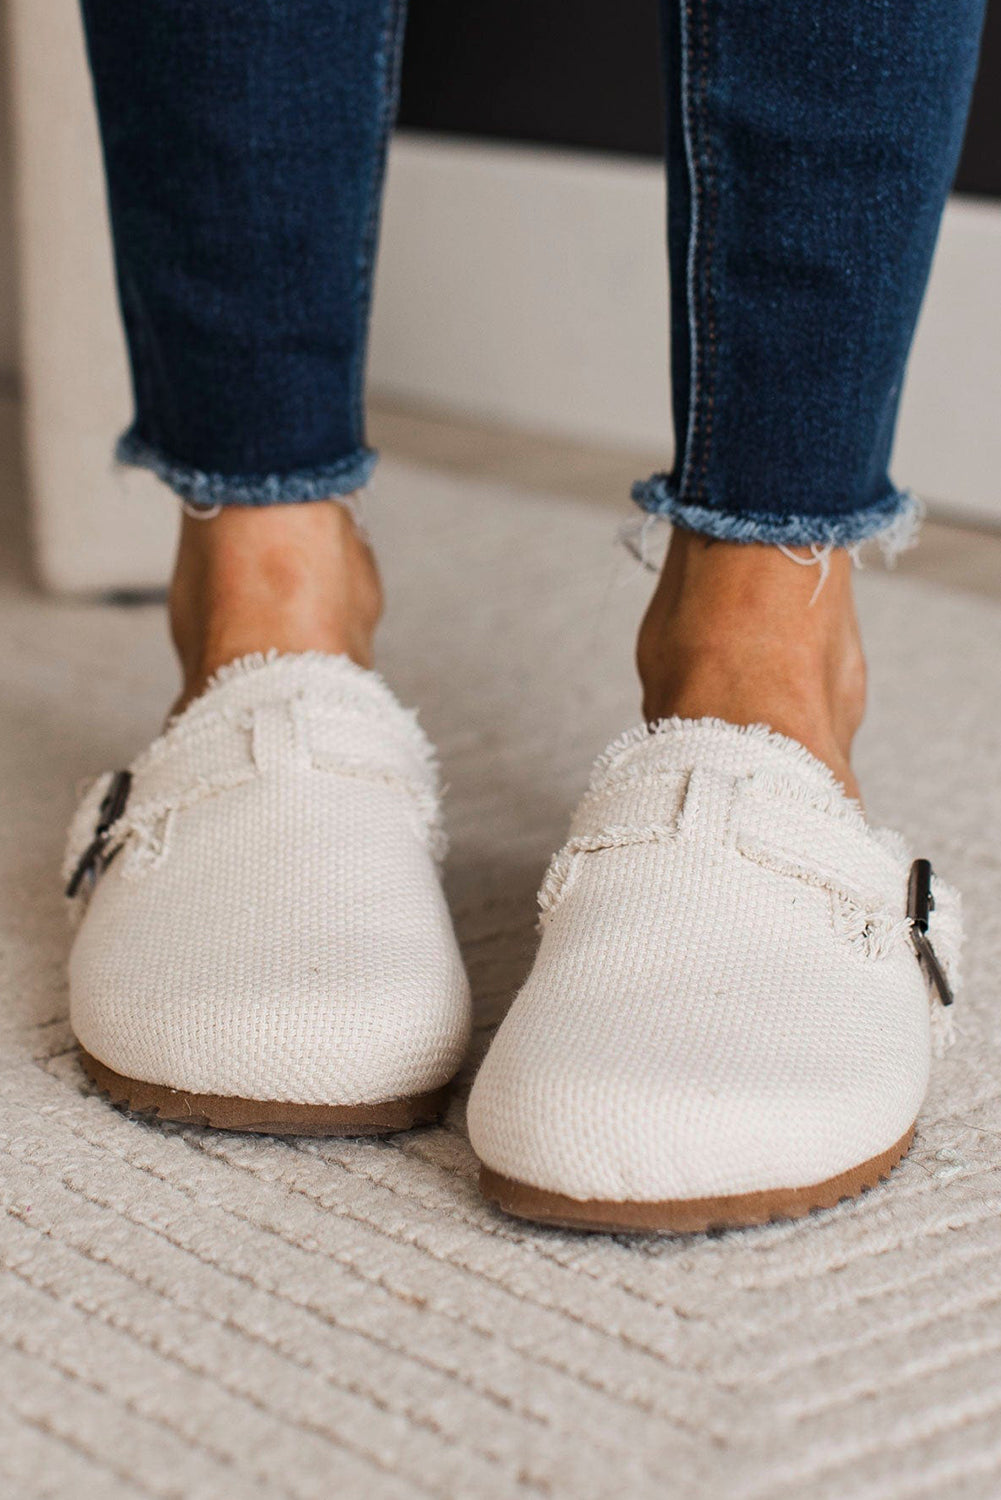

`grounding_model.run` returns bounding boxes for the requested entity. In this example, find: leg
[67,2,472,1132]
[636,0,986,798]
[80,0,405,705]
[468,0,980,1228]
